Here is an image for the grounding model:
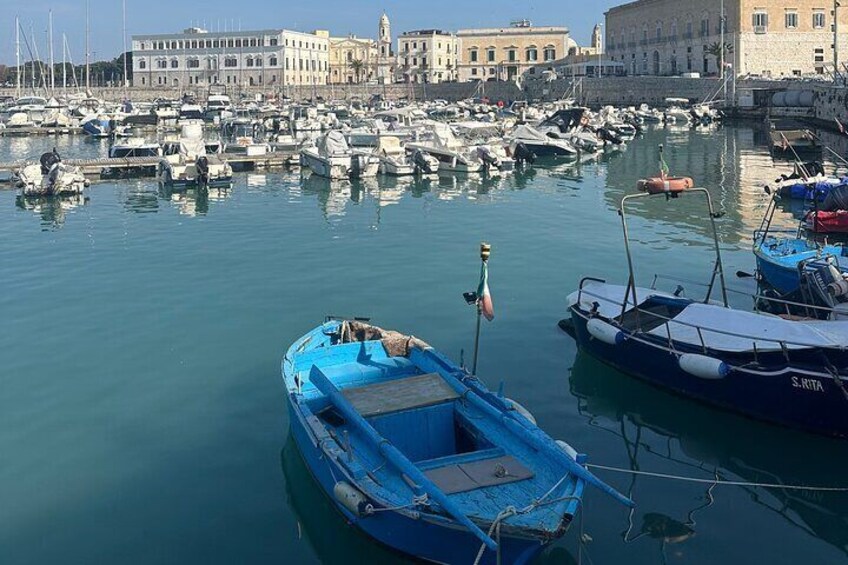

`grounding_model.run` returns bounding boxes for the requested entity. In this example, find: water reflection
[15,193,89,229]
[280,433,415,565]
[569,353,848,558]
